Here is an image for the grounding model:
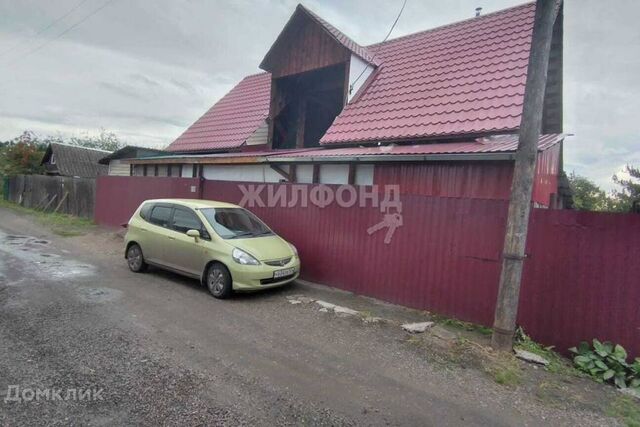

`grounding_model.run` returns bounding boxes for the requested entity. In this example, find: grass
[0,198,95,237]
[514,327,579,376]
[431,314,493,336]
[451,336,523,386]
[608,396,640,427]
[492,363,522,386]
